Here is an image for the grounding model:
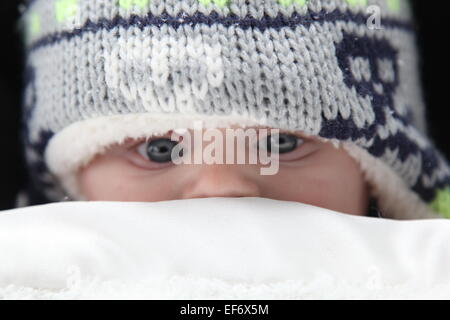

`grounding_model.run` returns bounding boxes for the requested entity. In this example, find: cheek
[260,153,369,215]
[77,156,176,202]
